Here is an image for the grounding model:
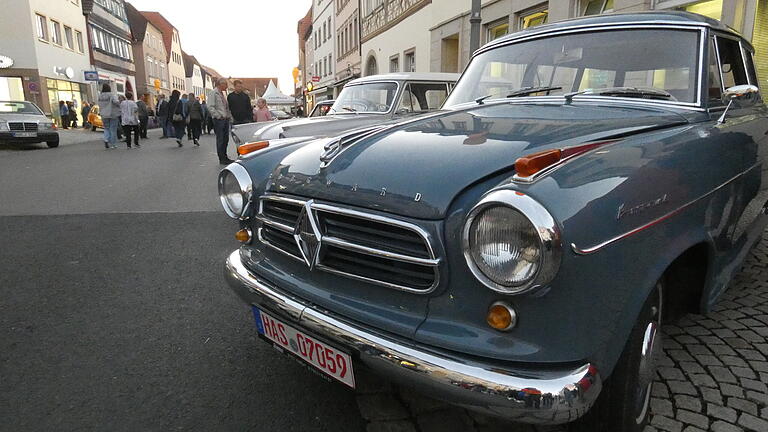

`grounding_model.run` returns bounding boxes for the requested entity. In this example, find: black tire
[46,140,59,148]
[570,281,662,432]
